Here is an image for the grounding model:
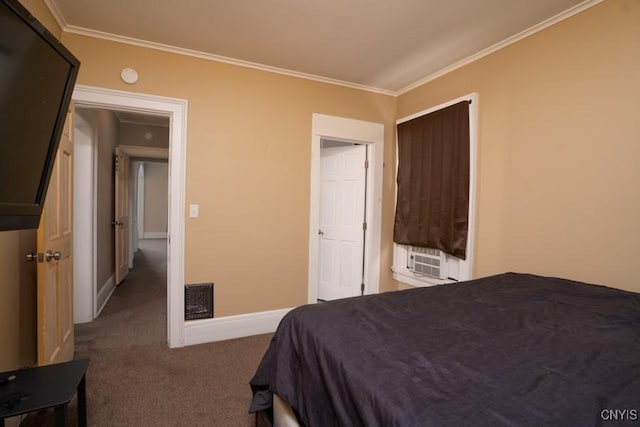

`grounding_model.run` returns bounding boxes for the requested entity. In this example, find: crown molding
[43,0,67,29]
[397,0,604,95]
[60,25,396,97]
[46,0,603,97]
